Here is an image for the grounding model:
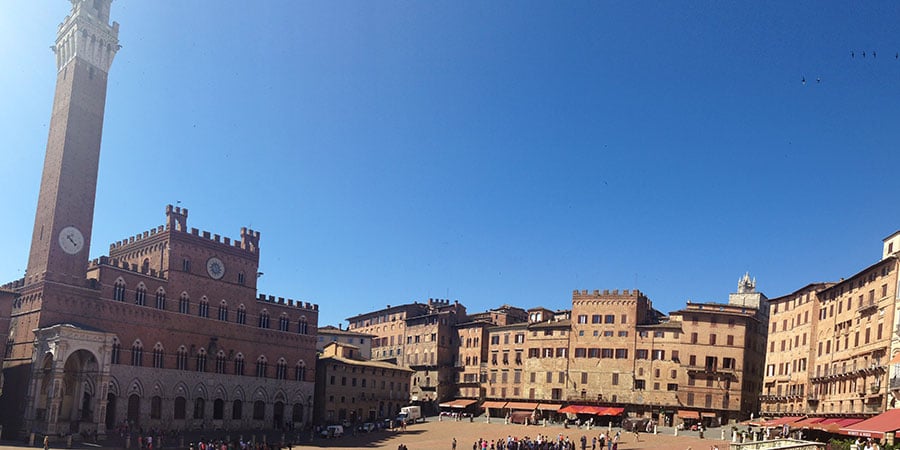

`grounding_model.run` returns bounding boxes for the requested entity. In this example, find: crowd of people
[456,430,626,450]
